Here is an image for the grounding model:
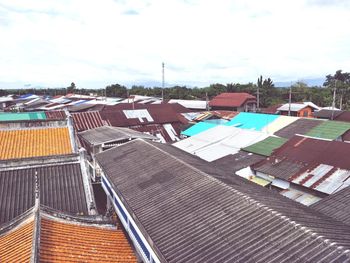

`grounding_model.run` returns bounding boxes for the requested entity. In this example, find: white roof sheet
[173,125,269,162]
[123,109,154,122]
[168,99,207,110]
[261,115,299,134]
[277,103,308,112]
